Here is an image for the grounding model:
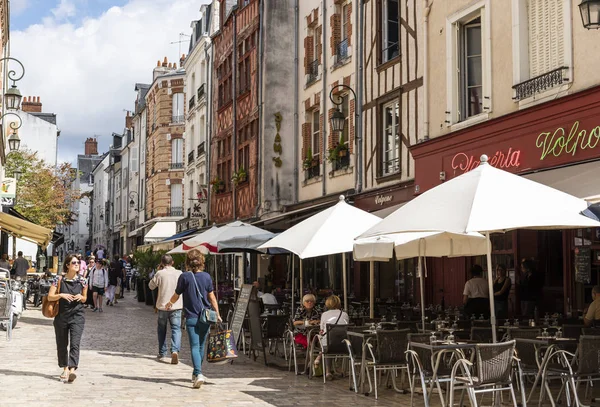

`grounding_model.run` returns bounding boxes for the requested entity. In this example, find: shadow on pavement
[97,351,158,361]
[0,368,60,382]
[103,373,198,389]
[17,316,55,326]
